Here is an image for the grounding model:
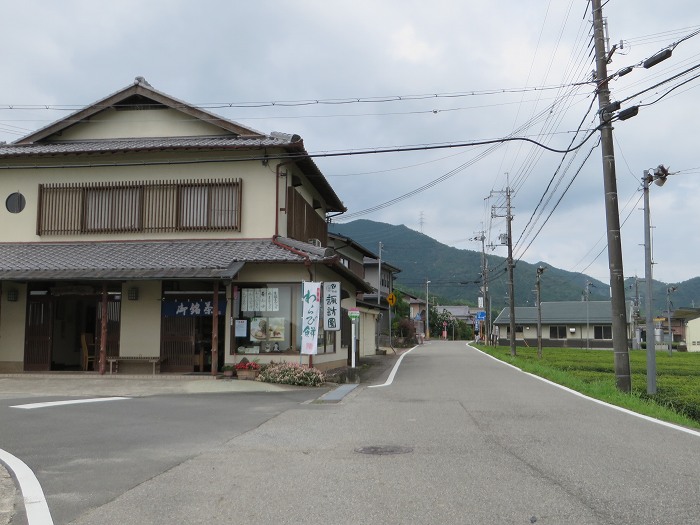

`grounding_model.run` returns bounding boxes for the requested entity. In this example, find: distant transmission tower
[419,211,425,233]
